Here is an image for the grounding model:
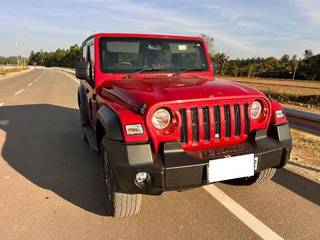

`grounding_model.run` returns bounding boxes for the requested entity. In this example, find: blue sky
[1,0,320,58]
